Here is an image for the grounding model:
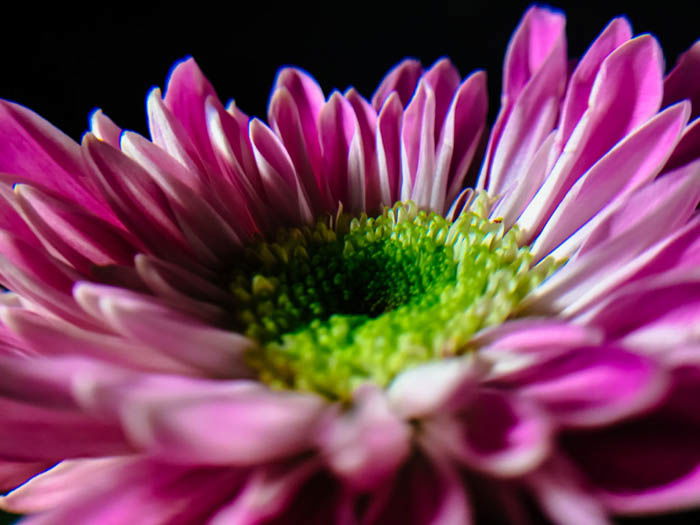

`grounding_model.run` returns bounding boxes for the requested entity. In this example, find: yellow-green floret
[230,201,557,400]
